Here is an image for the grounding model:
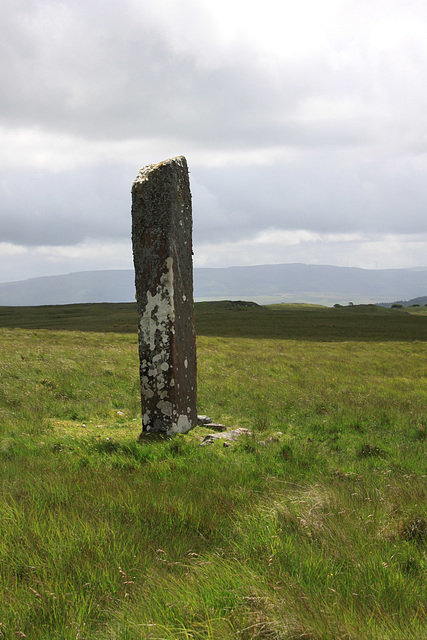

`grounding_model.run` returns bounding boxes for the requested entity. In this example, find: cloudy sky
[1,0,427,283]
